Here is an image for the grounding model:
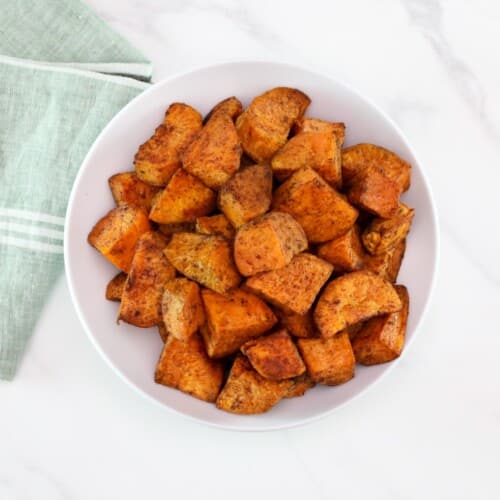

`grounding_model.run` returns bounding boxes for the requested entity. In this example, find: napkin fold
[0,0,152,379]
